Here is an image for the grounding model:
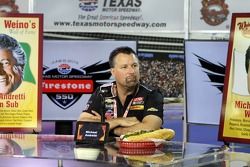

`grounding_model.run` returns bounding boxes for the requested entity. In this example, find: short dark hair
[109,46,137,68]
[245,45,250,73]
